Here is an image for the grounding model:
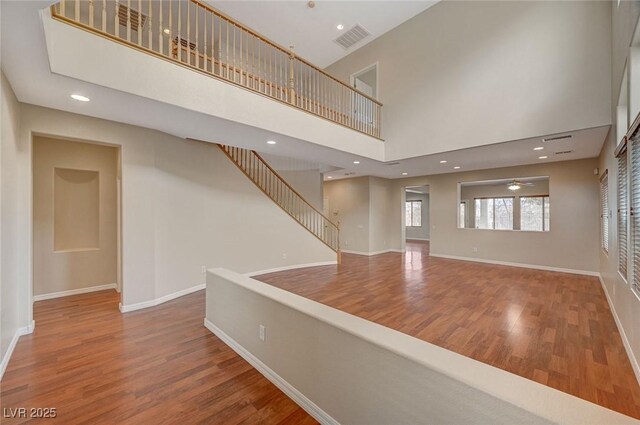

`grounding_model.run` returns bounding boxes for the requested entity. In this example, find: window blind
[632,135,640,292]
[601,172,609,253]
[618,148,628,279]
